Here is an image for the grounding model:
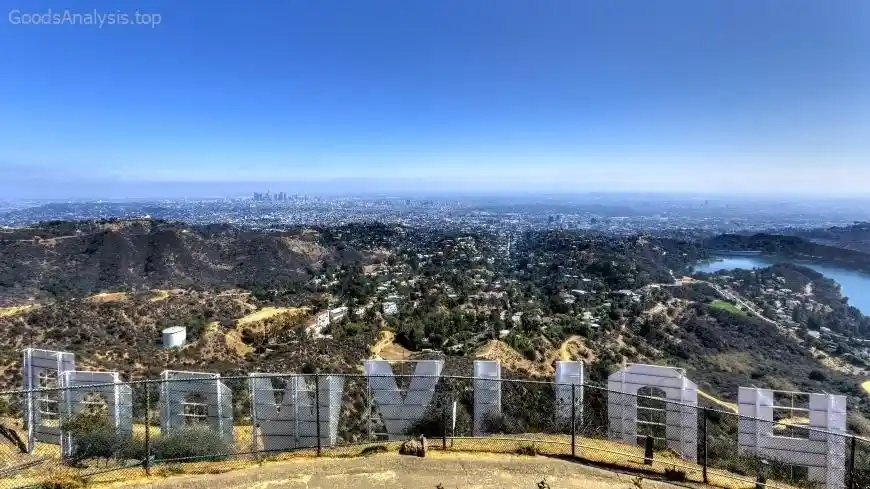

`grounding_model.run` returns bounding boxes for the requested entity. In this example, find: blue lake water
[694,255,870,314]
